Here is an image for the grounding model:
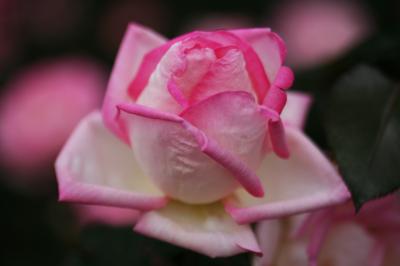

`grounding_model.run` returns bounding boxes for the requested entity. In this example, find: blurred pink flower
[0,58,105,180]
[270,0,373,69]
[73,204,139,227]
[255,194,400,266]
[55,23,349,257]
